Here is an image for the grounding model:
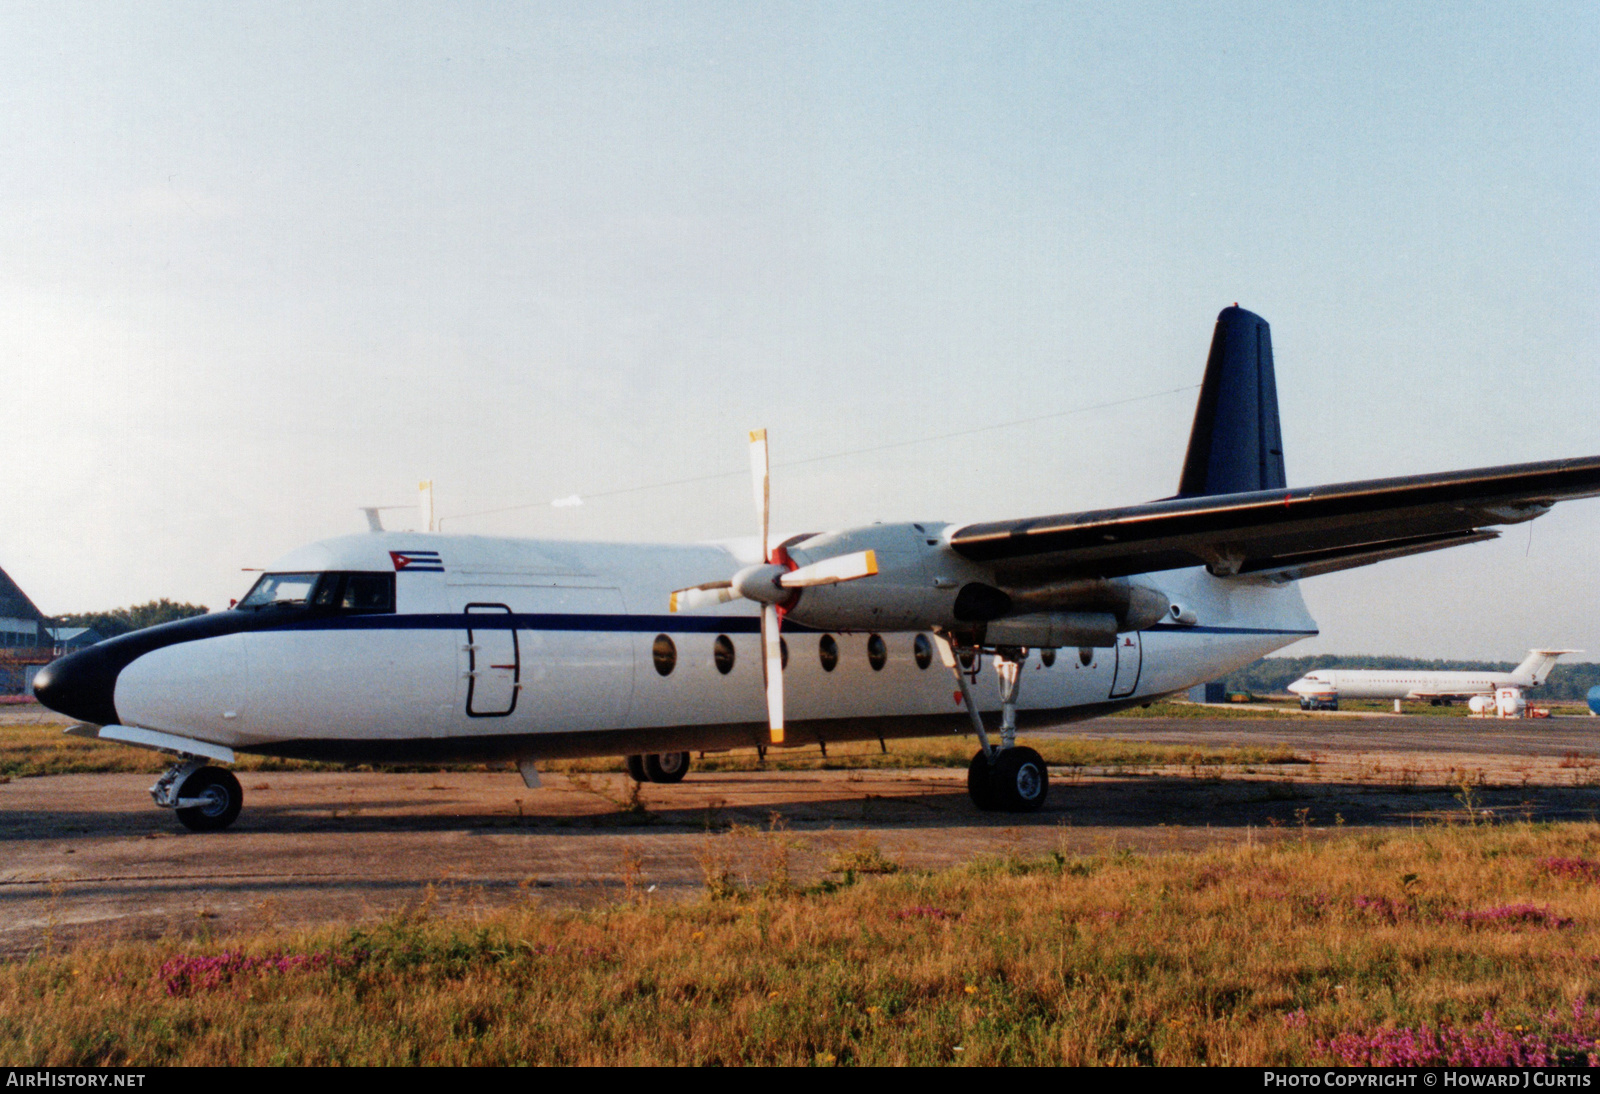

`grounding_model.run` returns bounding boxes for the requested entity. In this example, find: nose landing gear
[153,760,243,832]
